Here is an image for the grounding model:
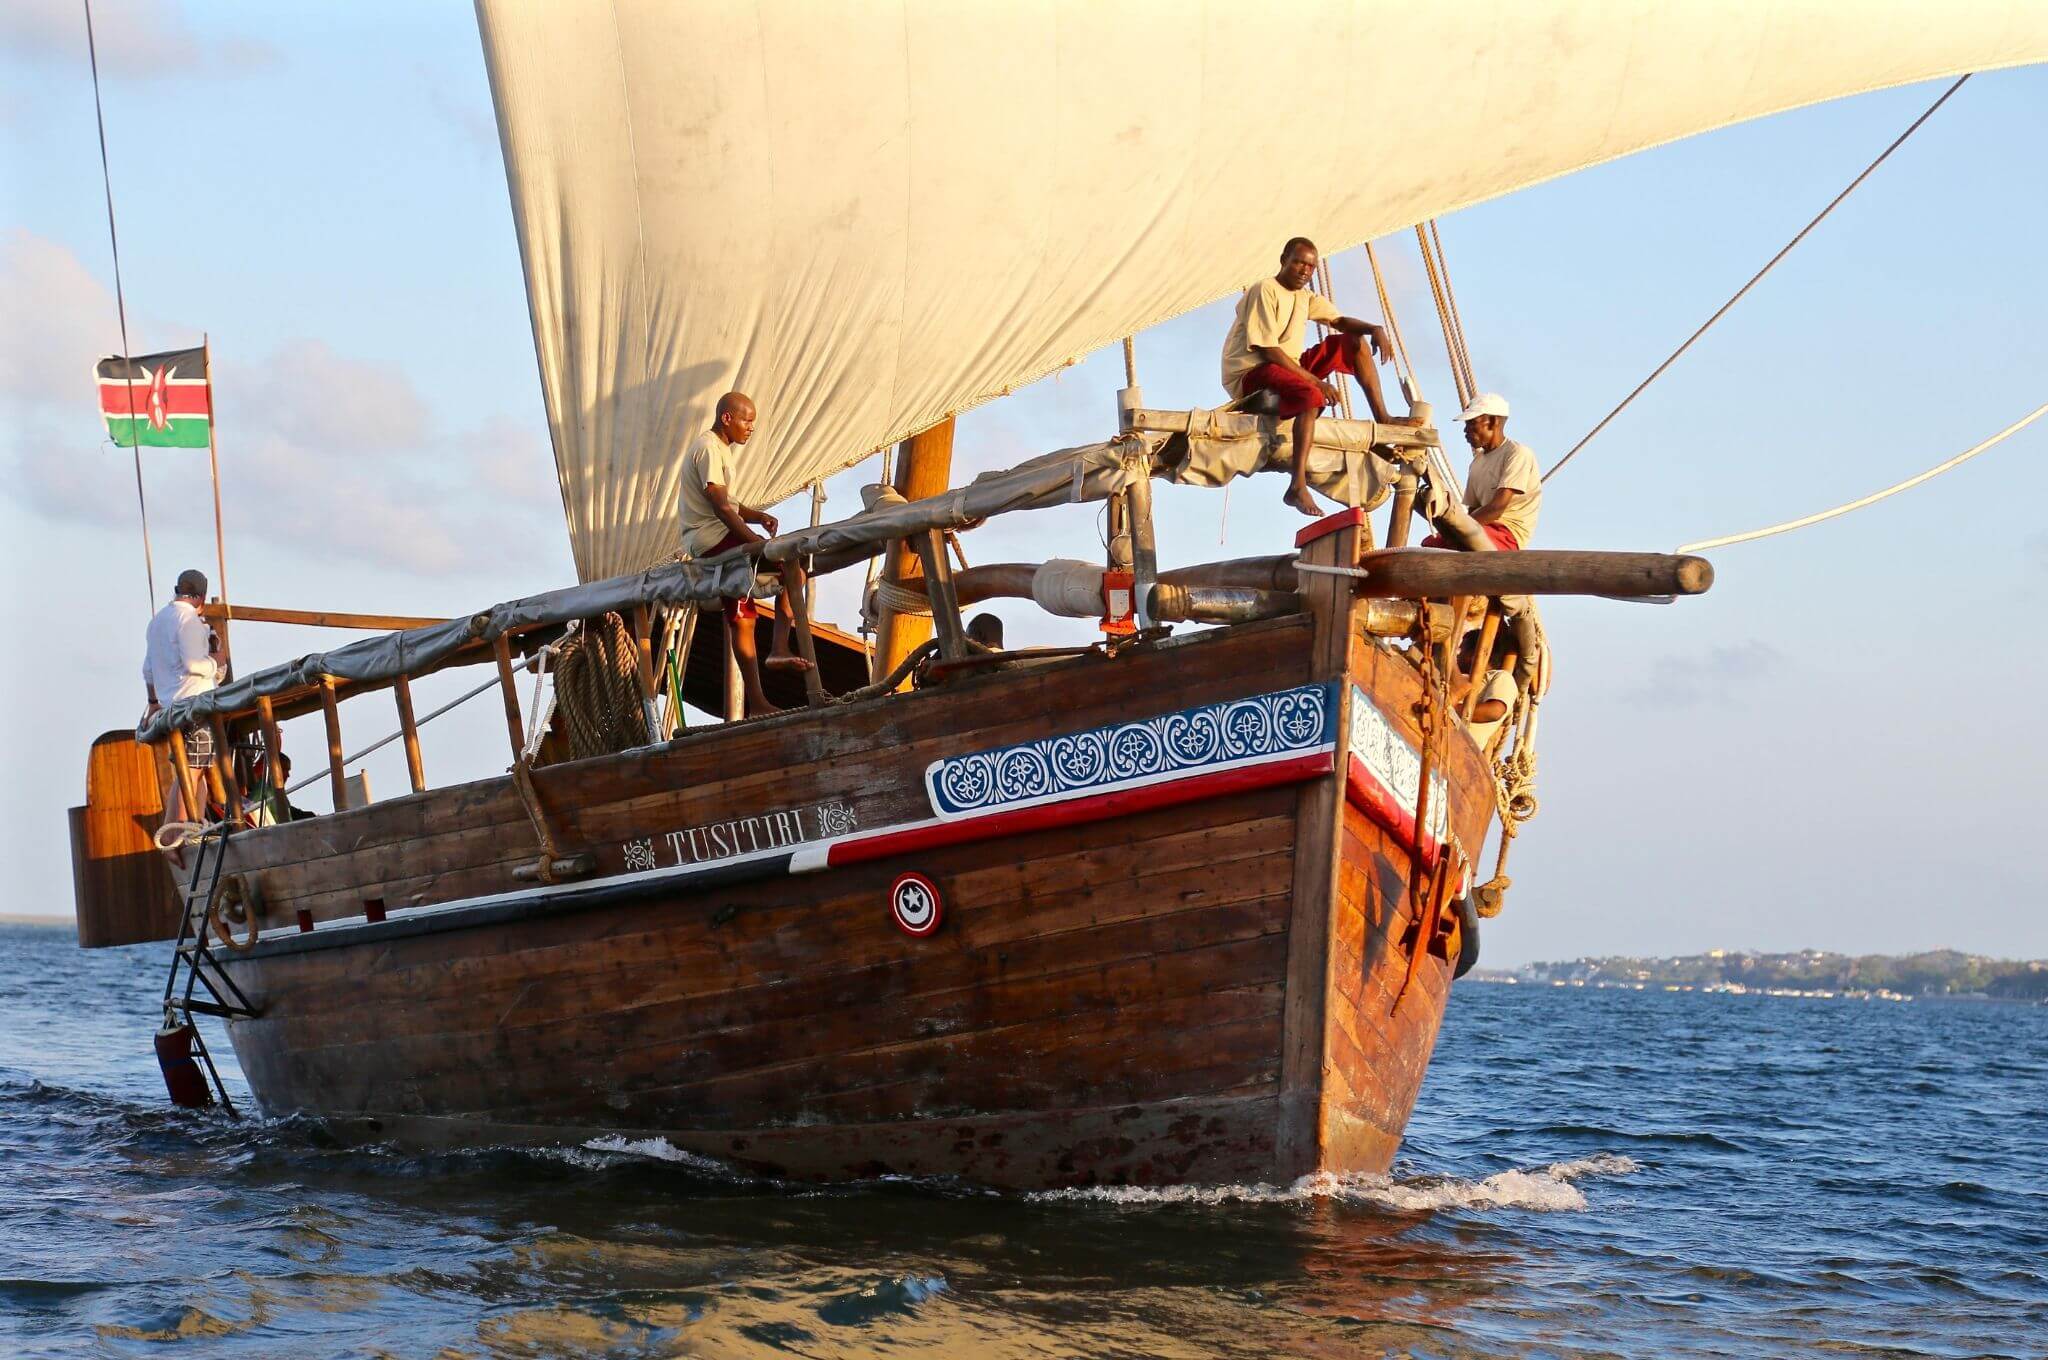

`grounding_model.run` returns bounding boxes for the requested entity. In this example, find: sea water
[1,922,2042,1358]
